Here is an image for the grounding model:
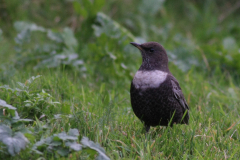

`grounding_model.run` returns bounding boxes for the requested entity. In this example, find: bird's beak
[130,42,143,51]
